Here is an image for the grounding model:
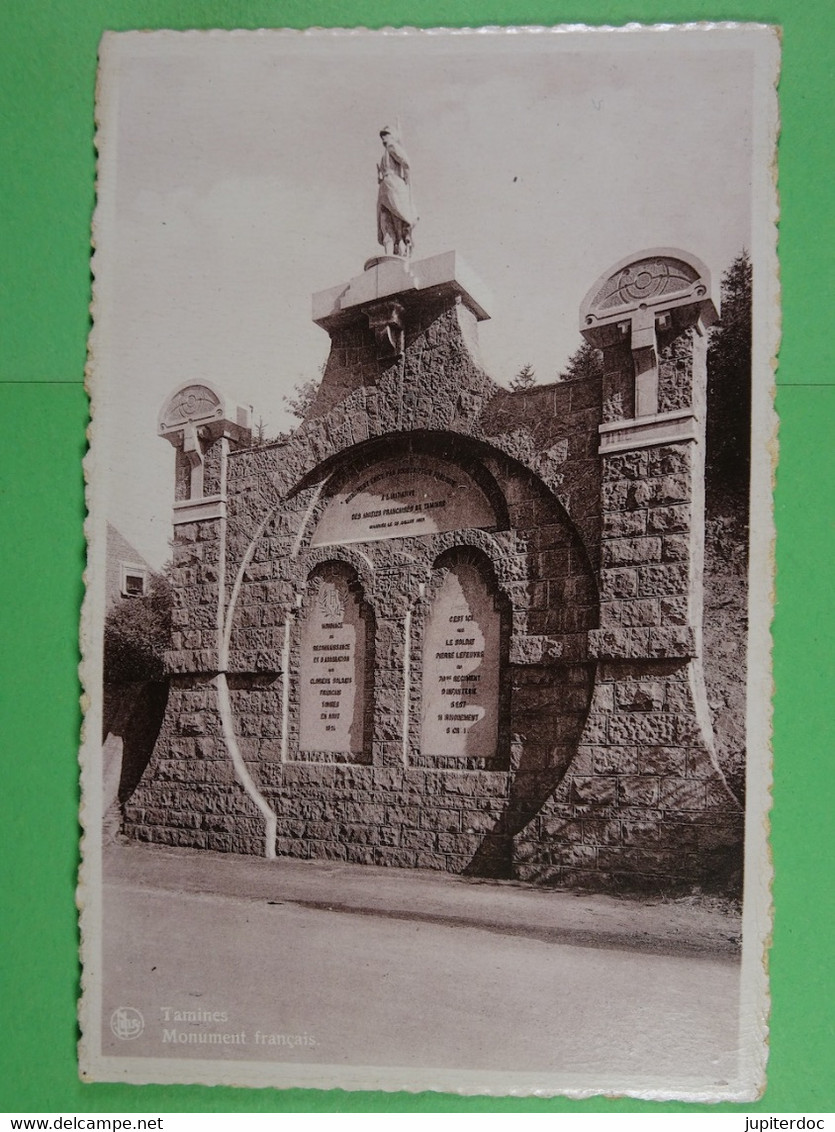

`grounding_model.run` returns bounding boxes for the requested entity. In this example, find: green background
[1,0,832,1114]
